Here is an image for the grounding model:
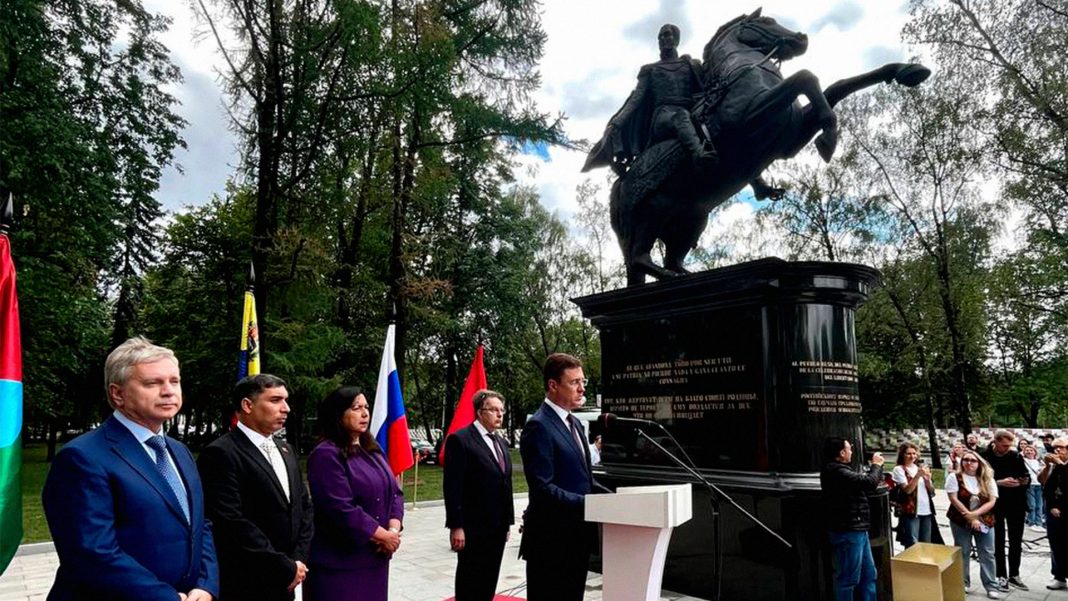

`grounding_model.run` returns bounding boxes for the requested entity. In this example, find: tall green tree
[848,76,997,433]
[906,0,1068,325]
[758,146,892,263]
[1,0,184,448]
